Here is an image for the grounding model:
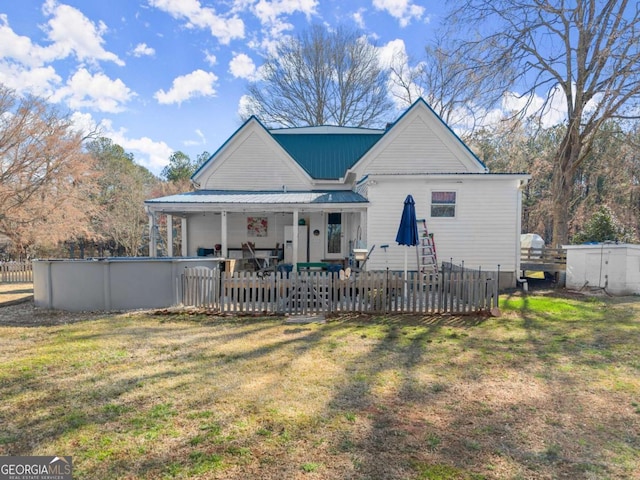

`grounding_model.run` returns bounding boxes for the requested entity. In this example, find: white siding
[353,104,485,177]
[308,212,324,262]
[197,123,312,191]
[187,212,292,255]
[364,177,521,273]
